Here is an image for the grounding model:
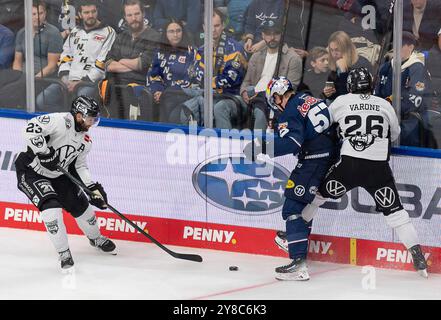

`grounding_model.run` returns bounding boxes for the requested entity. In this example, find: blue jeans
[36,83,96,113]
